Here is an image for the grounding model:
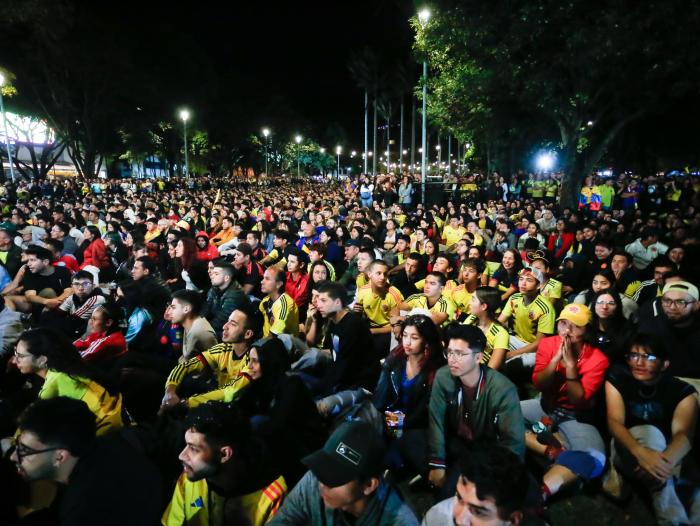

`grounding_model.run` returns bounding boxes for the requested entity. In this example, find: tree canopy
[415,0,700,206]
